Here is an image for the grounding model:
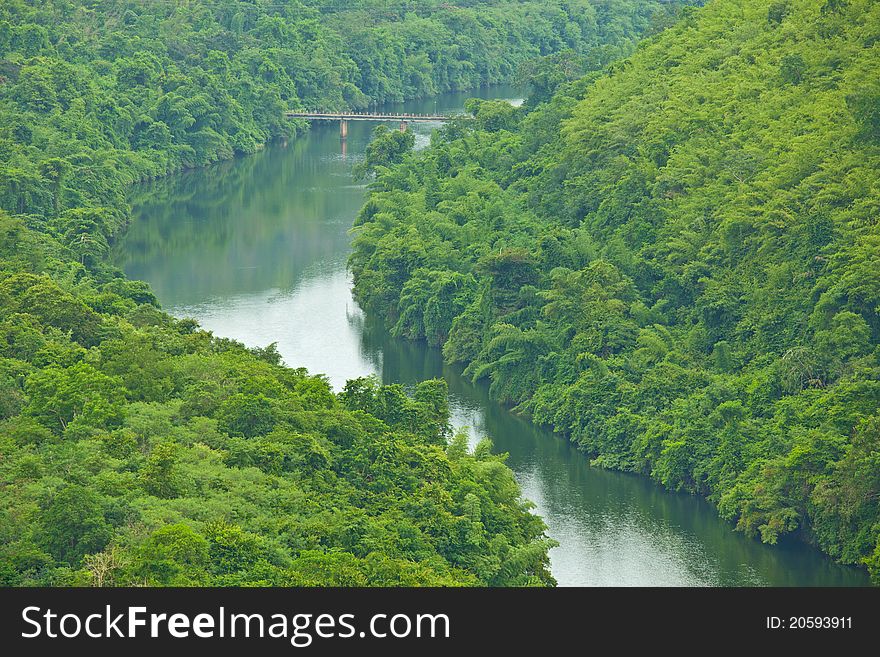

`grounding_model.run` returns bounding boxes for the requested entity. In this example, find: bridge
[285,110,457,138]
